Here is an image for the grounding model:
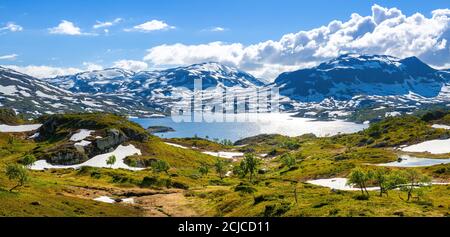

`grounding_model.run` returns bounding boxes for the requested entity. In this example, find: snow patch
[70,129,93,141]
[432,124,450,130]
[401,139,450,154]
[377,155,450,167]
[0,124,42,132]
[202,151,244,159]
[30,144,143,171]
[164,142,188,149]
